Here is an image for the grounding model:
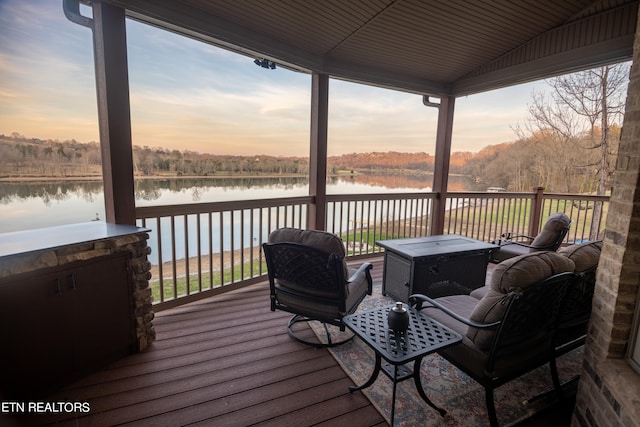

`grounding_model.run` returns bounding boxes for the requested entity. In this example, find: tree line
[463,126,620,193]
[0,129,616,194]
[0,133,310,178]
